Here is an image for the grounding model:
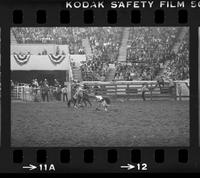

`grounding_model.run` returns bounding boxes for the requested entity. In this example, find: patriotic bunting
[48,54,65,65]
[13,54,66,66]
[13,54,31,65]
